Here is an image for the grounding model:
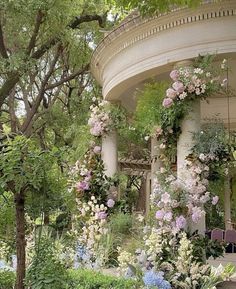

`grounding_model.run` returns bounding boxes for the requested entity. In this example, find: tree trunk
[15,192,26,289]
[44,211,50,225]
